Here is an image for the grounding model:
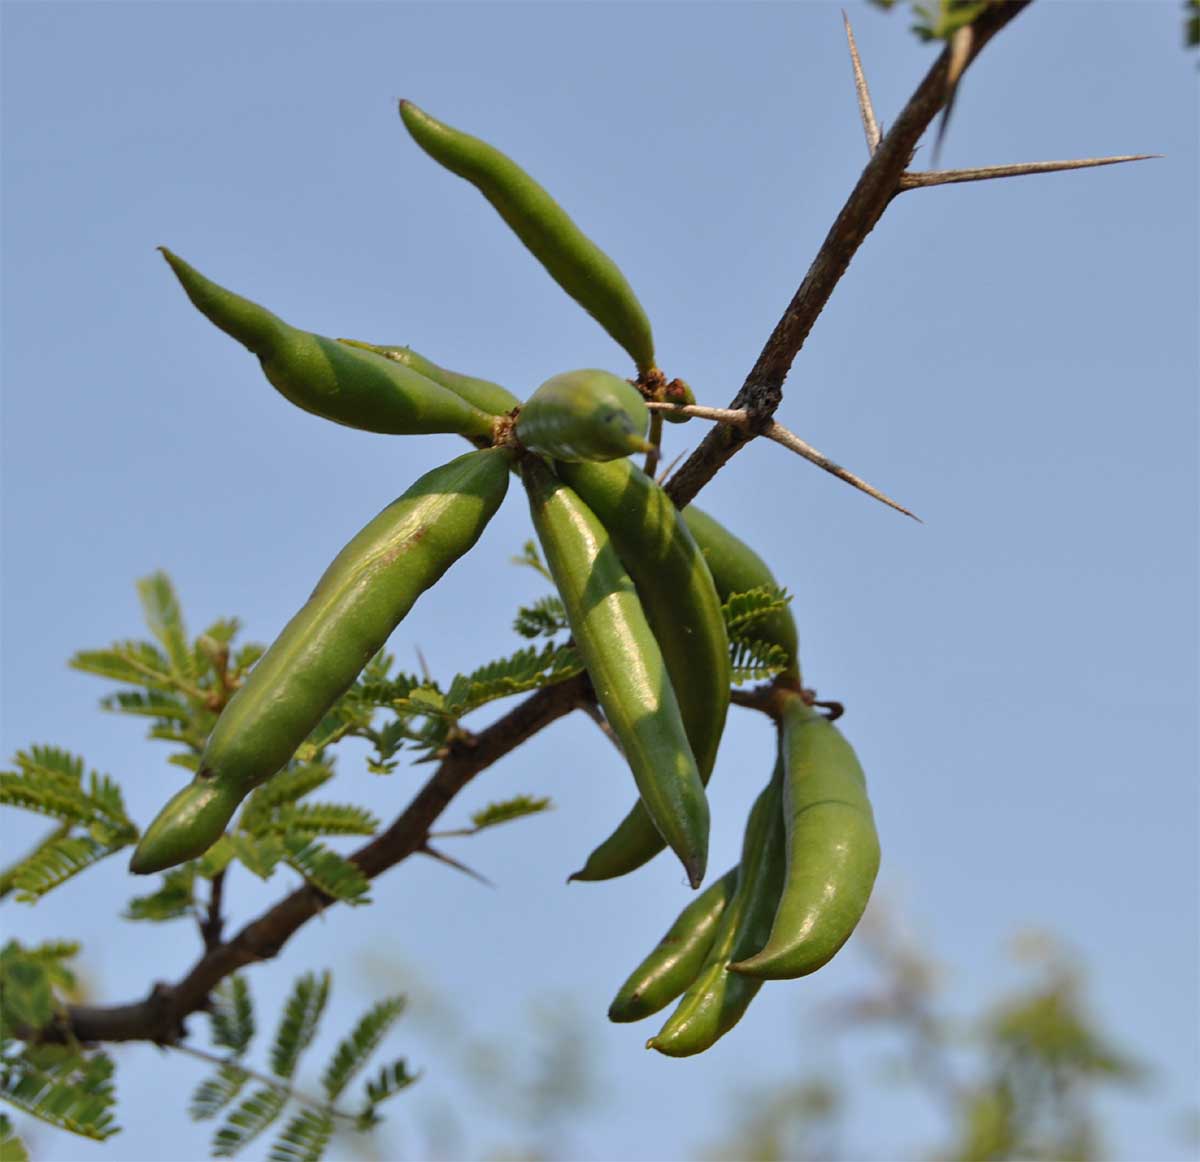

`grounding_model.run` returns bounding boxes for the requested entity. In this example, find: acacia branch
[55,674,590,1047]
[664,0,1032,509]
